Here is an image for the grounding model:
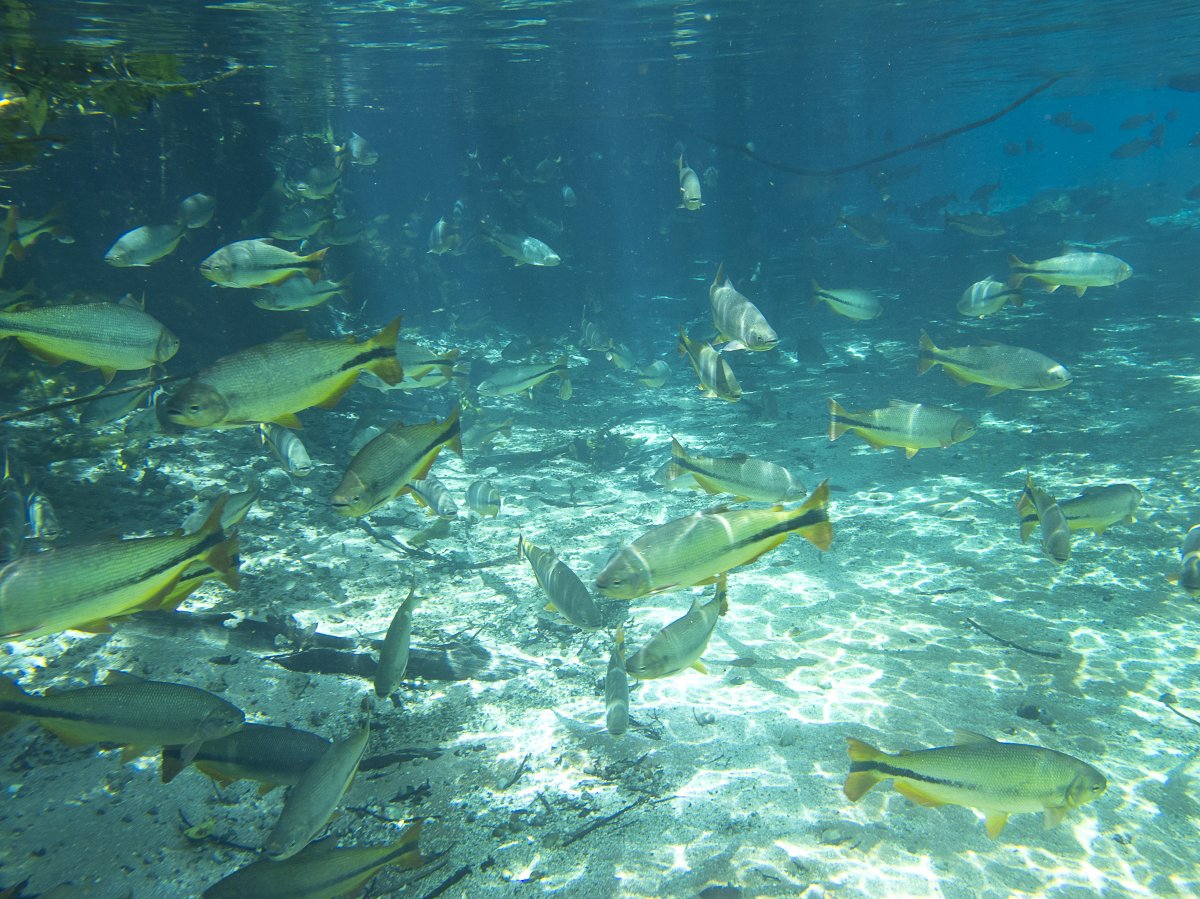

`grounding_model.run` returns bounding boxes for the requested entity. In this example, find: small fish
[944,212,1007,237]
[678,326,740,402]
[161,723,330,791]
[562,185,577,207]
[1110,123,1164,159]
[264,719,371,861]
[289,162,343,201]
[1119,112,1155,130]
[0,302,179,382]
[342,132,378,166]
[836,210,889,247]
[579,316,608,352]
[269,205,331,241]
[1008,252,1132,296]
[466,480,501,517]
[11,203,71,251]
[657,437,805,503]
[636,360,670,388]
[1018,483,1141,540]
[811,280,882,320]
[1170,525,1200,594]
[394,340,461,385]
[79,379,154,427]
[176,193,216,229]
[104,223,186,267]
[203,820,424,899]
[678,156,703,210]
[969,181,1000,211]
[408,475,458,518]
[477,355,571,400]
[165,317,403,429]
[481,222,560,266]
[844,731,1106,839]
[917,332,1071,395]
[24,486,59,540]
[0,670,244,765]
[709,263,778,352]
[462,417,513,450]
[254,276,349,312]
[200,239,329,288]
[956,278,1023,318]
[605,340,636,370]
[605,627,629,737]
[427,217,461,255]
[1016,474,1071,563]
[518,535,603,630]
[261,423,314,476]
[0,497,238,639]
[626,575,728,679]
[596,482,831,599]
[183,480,260,535]
[330,405,462,517]
[829,398,976,458]
[375,587,422,697]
